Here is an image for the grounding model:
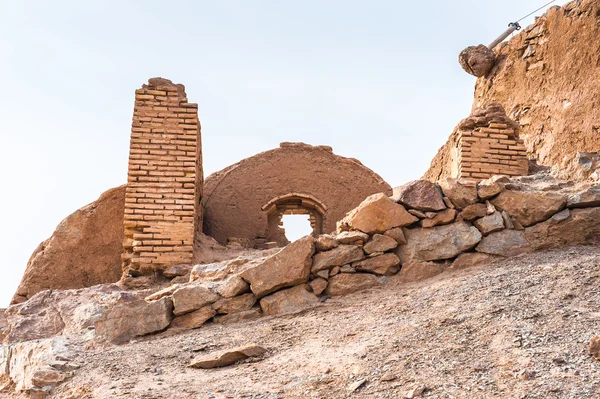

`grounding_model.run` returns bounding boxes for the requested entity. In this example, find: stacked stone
[122,78,203,276]
[459,122,528,179]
